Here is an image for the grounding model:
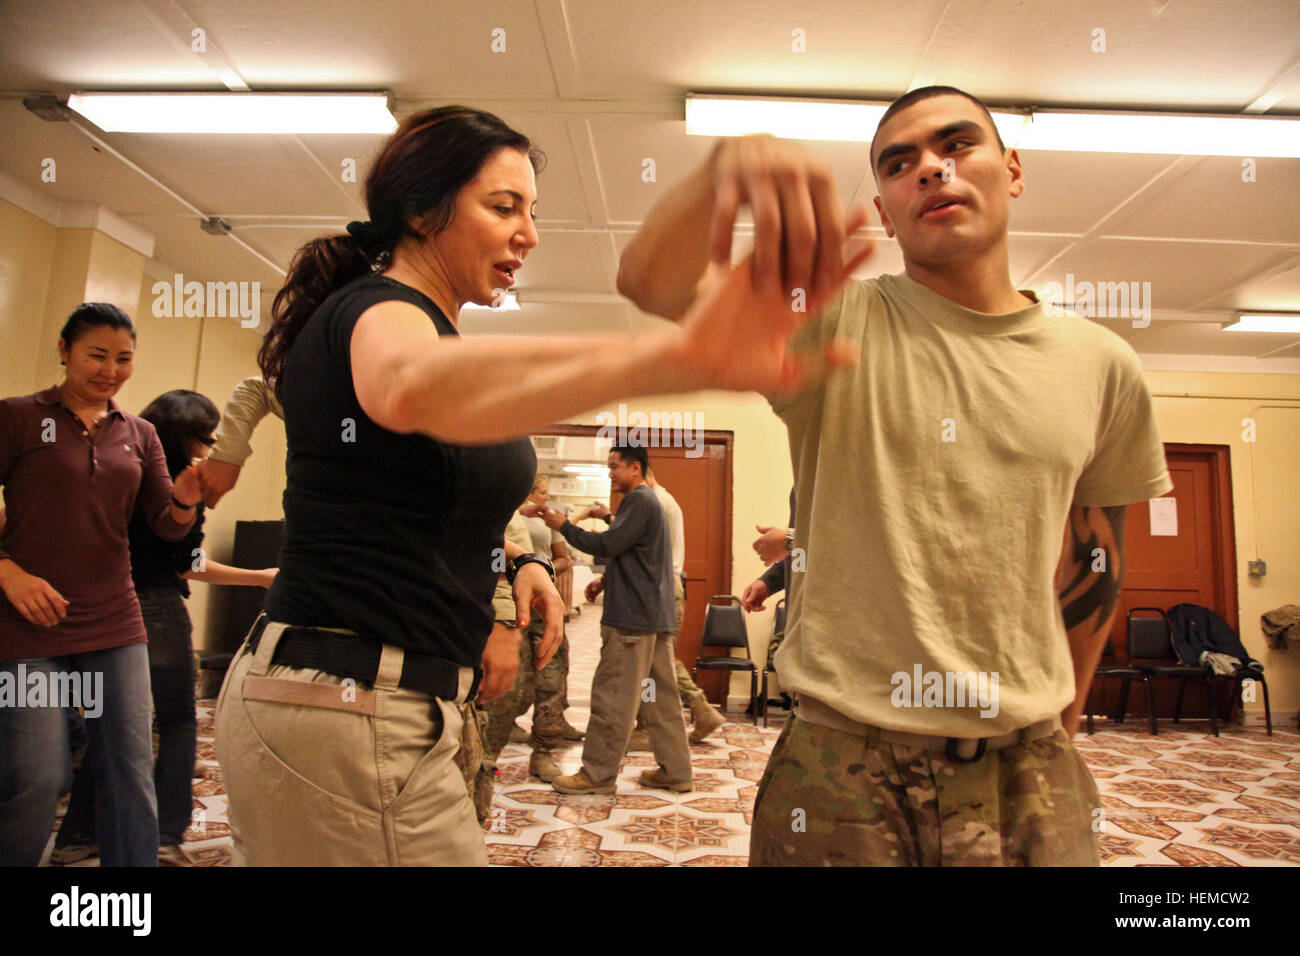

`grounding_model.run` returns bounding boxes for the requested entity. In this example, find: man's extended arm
[1057,503,1128,735]
[558,494,652,559]
[759,558,787,596]
[209,376,282,467]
